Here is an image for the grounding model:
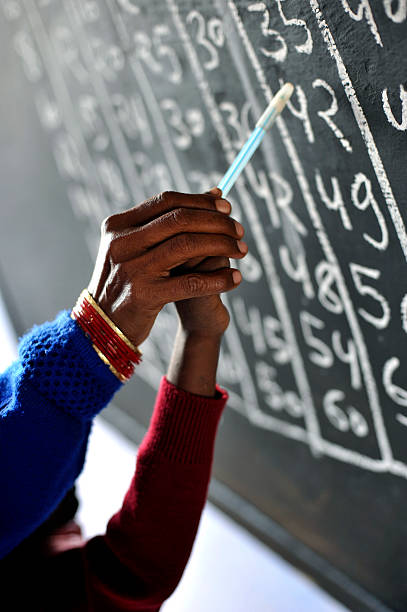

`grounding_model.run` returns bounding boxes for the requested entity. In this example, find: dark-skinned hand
[87,190,247,347]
